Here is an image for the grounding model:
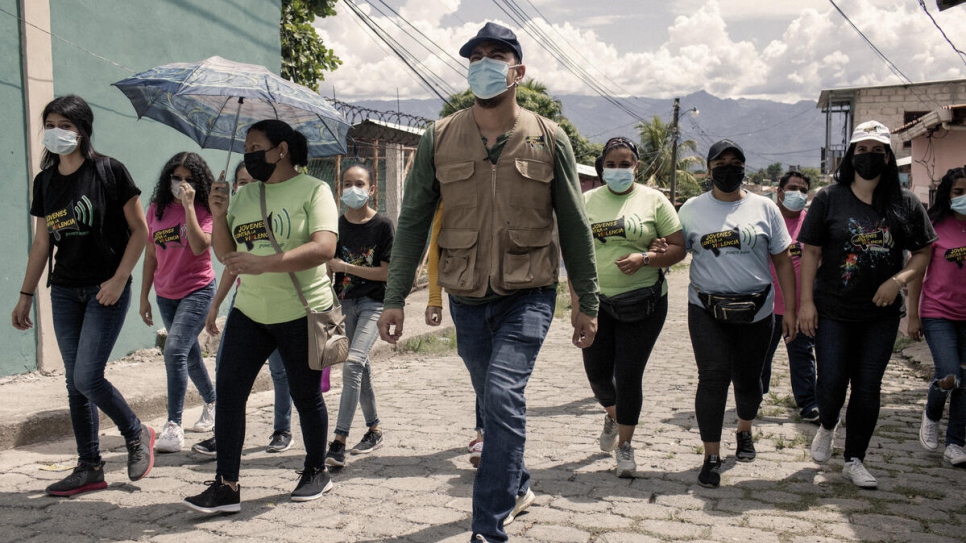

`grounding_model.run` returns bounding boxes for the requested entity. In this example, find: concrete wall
[6,0,283,377]
[909,130,966,206]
